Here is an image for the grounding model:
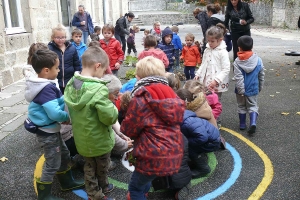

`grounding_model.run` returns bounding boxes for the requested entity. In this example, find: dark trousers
[115,34,126,53]
[231,30,251,61]
[174,49,180,67]
[65,137,78,157]
[127,43,137,54]
[184,66,196,80]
